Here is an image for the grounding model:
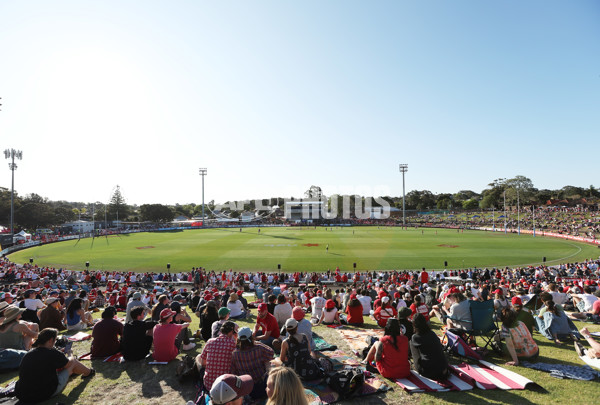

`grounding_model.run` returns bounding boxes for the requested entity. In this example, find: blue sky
[1,1,599,205]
